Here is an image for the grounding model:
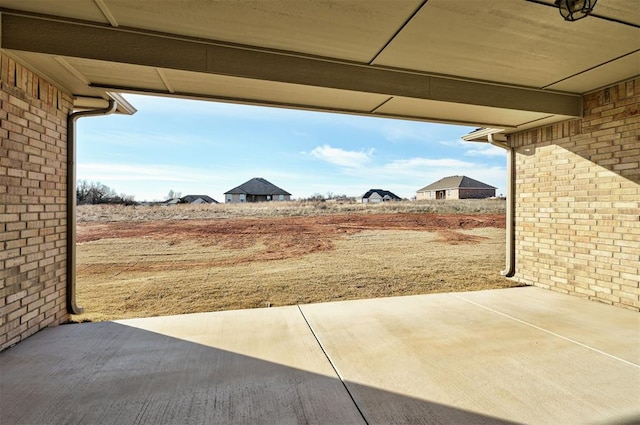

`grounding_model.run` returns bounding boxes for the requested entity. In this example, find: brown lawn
[74,202,517,321]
